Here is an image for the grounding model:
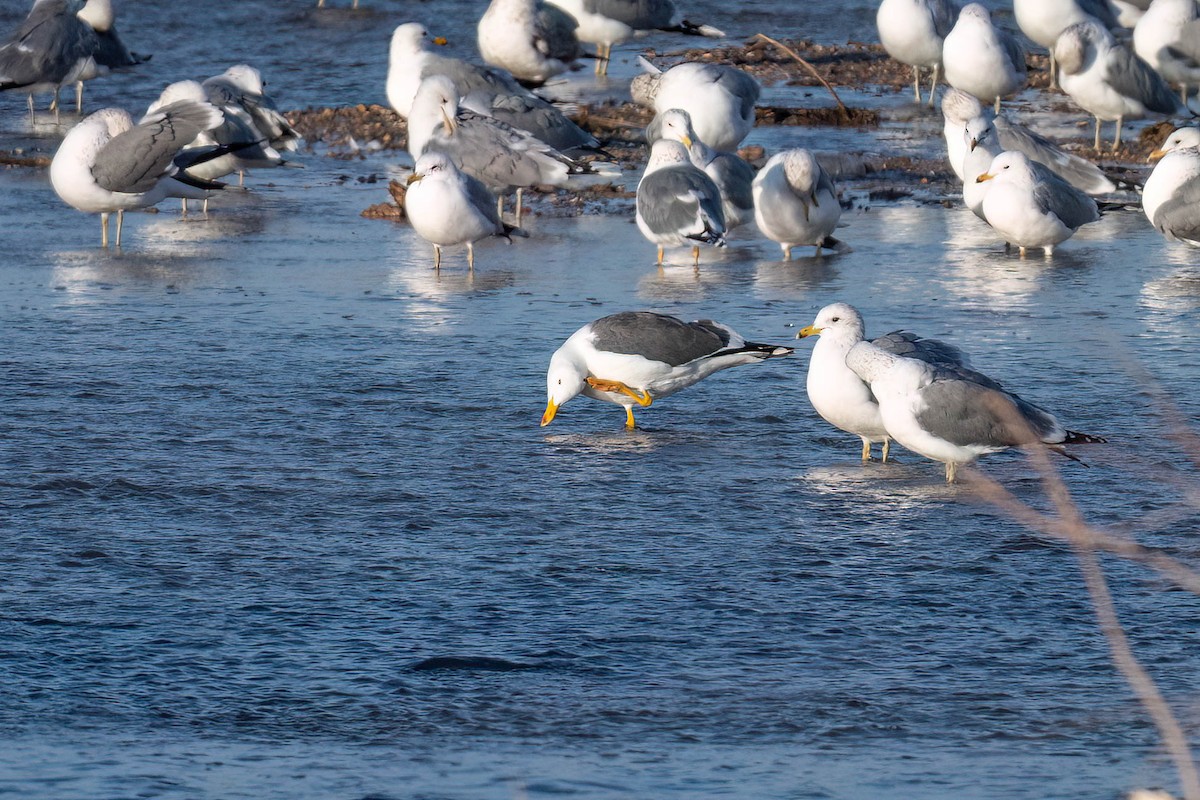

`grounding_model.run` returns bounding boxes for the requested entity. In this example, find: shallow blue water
[1,1,1200,799]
